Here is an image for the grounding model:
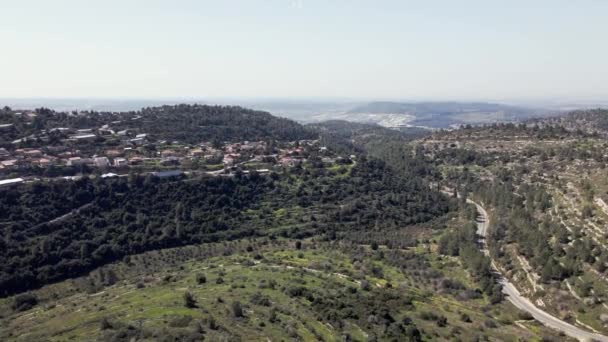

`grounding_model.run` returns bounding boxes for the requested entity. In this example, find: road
[469,199,608,342]
[28,202,94,231]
